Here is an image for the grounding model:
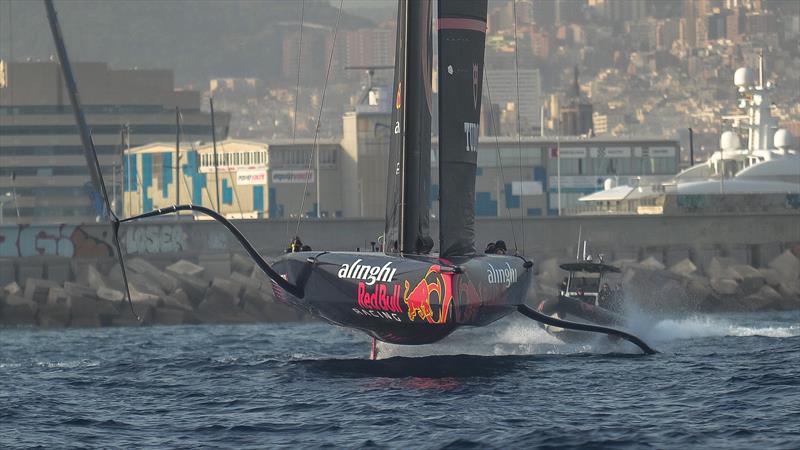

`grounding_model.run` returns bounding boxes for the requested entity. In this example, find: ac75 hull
[271,252,533,345]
